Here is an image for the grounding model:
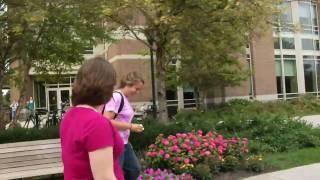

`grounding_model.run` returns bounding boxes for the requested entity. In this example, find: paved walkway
[300,115,320,128]
[243,163,320,180]
[243,115,320,180]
